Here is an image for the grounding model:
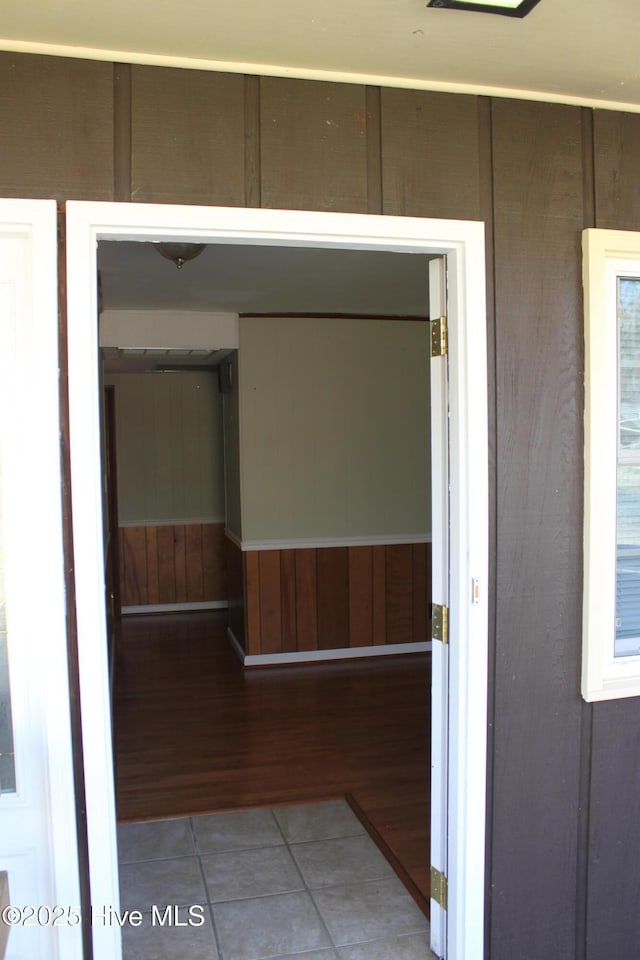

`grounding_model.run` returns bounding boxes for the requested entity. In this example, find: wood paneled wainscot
[227,537,431,662]
[119,522,227,611]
